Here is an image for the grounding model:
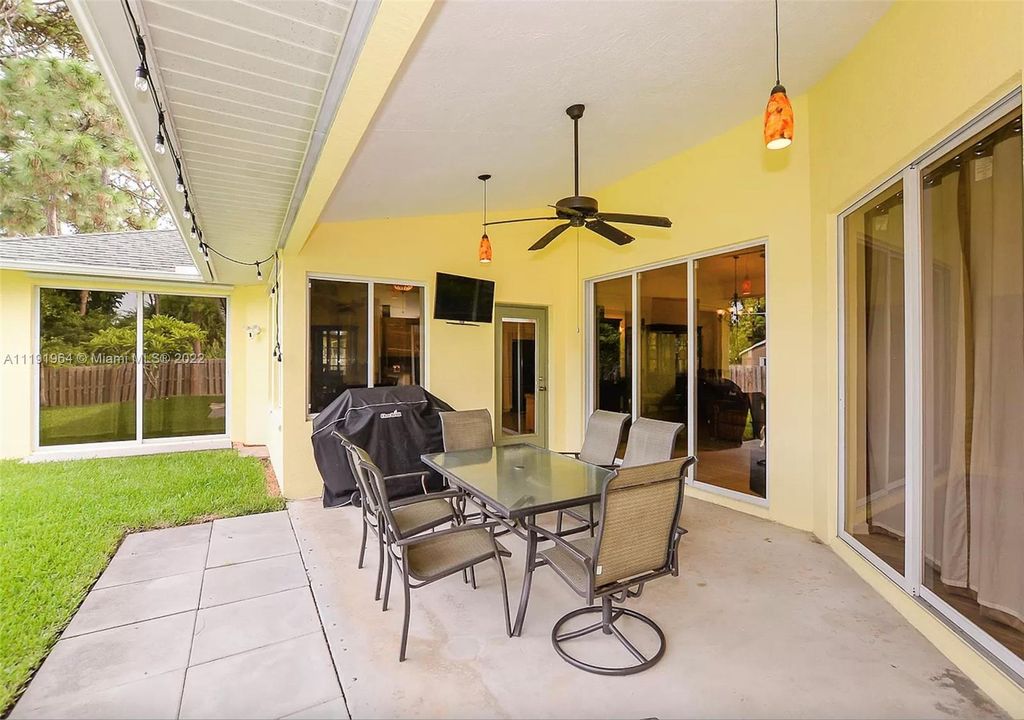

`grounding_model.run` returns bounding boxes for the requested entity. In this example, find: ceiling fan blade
[529,222,572,251]
[595,212,672,228]
[586,220,634,246]
[484,216,559,227]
